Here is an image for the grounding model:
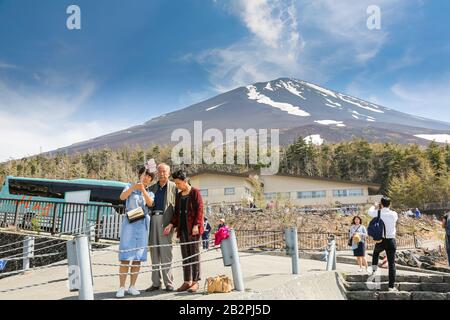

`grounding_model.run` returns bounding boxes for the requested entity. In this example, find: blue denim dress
[119,184,154,262]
